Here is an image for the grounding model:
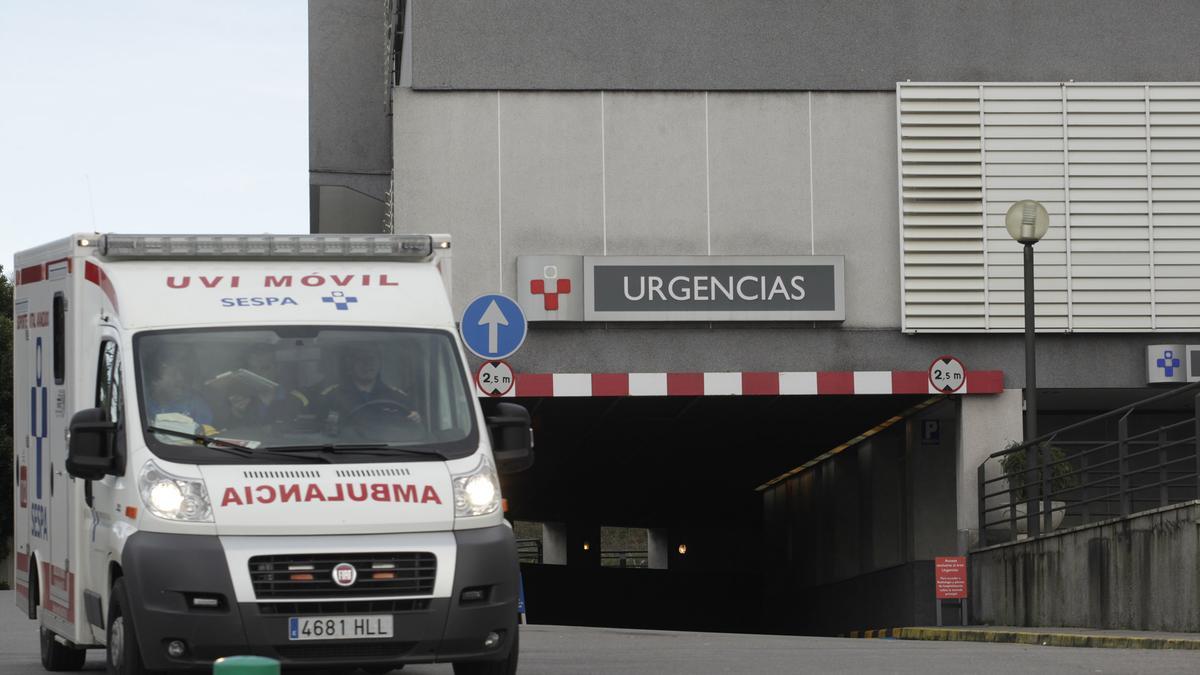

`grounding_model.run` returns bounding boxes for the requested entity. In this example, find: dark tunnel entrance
[496,392,953,635]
